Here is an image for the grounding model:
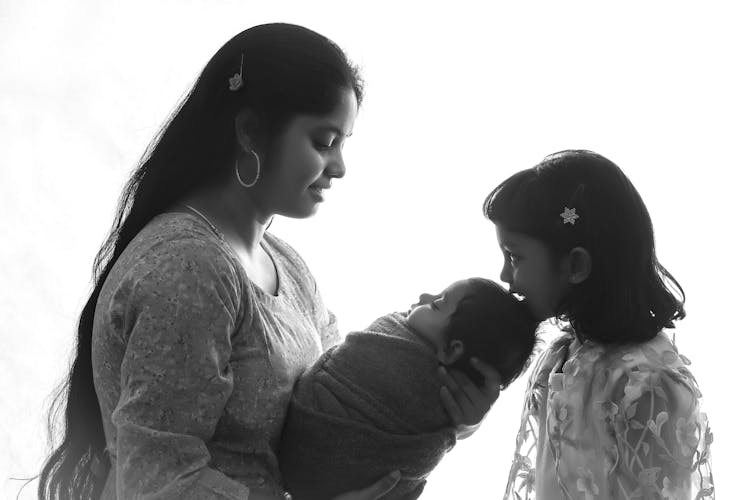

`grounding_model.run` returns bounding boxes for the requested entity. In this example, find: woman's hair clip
[560,207,579,225]
[228,53,244,91]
